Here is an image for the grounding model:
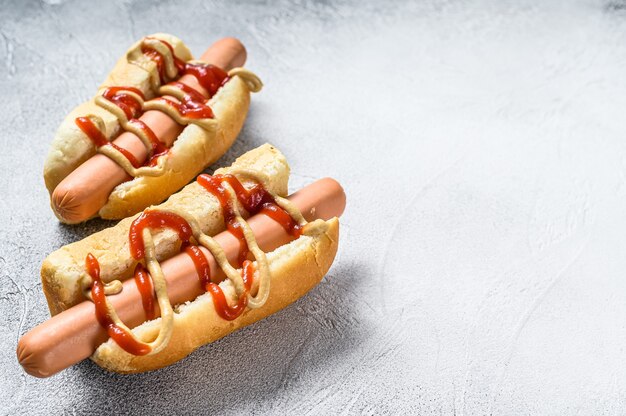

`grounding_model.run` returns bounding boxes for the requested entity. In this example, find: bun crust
[41,144,289,315]
[91,218,339,374]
